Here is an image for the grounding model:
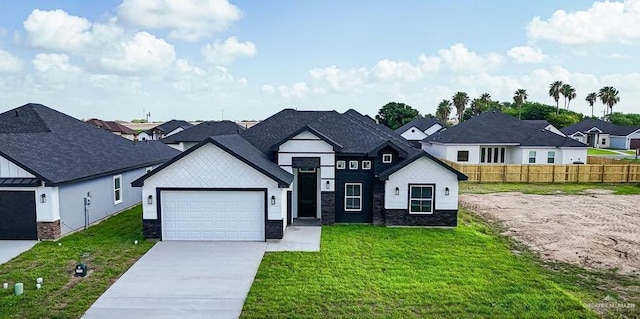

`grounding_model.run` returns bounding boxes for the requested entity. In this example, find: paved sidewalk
[266,226,321,252]
[0,241,38,265]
